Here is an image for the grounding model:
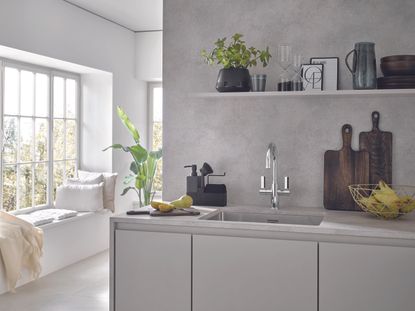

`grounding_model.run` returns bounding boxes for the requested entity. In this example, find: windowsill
[9,205,51,216]
[40,210,110,230]
[7,206,111,229]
